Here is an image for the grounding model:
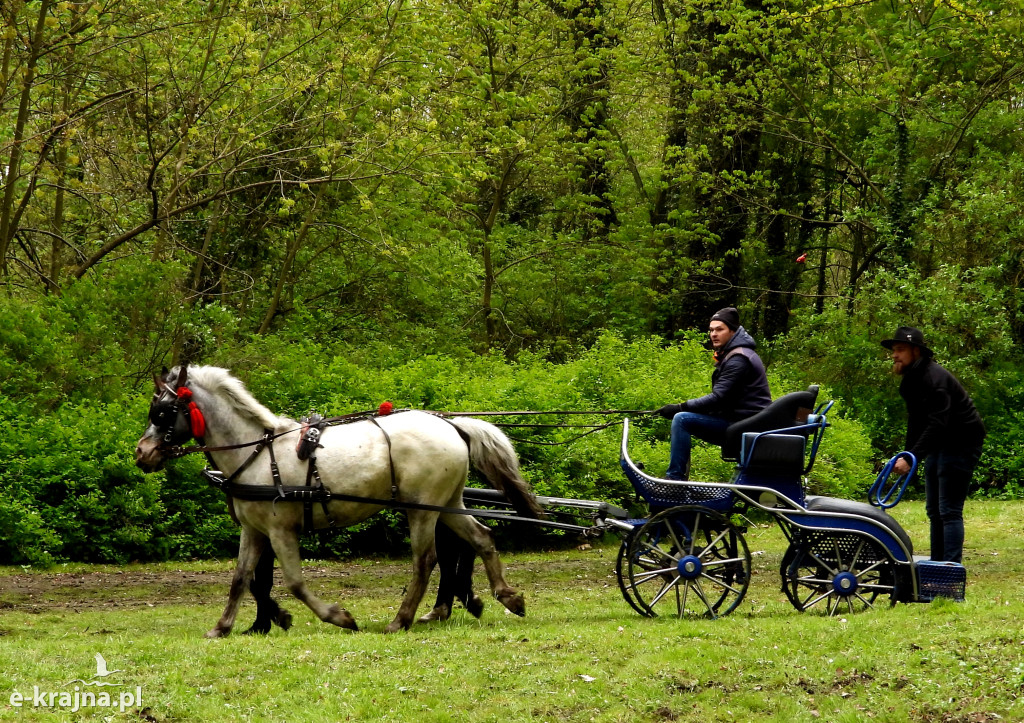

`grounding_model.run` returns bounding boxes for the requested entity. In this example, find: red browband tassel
[176,387,206,438]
